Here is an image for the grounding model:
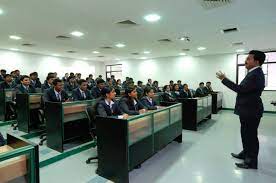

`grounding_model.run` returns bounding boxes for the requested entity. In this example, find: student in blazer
[181,84,193,98]
[44,78,69,102]
[140,86,158,110]
[162,85,176,102]
[72,79,93,101]
[119,86,147,115]
[91,79,105,99]
[171,84,182,99]
[195,82,206,97]
[96,87,128,118]
[16,75,36,94]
